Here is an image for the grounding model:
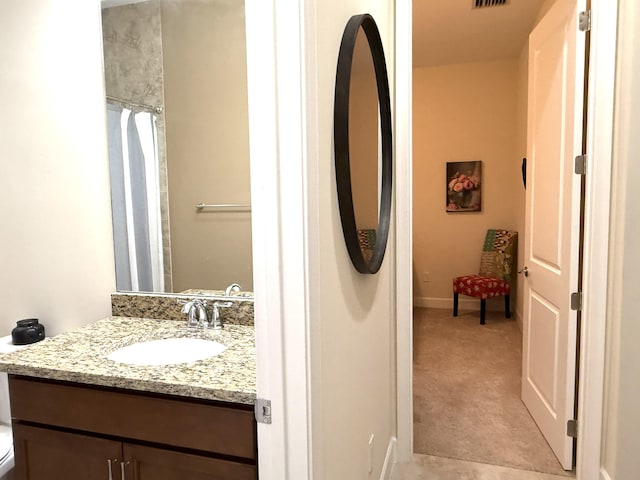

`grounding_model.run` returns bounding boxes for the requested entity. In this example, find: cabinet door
[13,424,122,480]
[123,444,257,480]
